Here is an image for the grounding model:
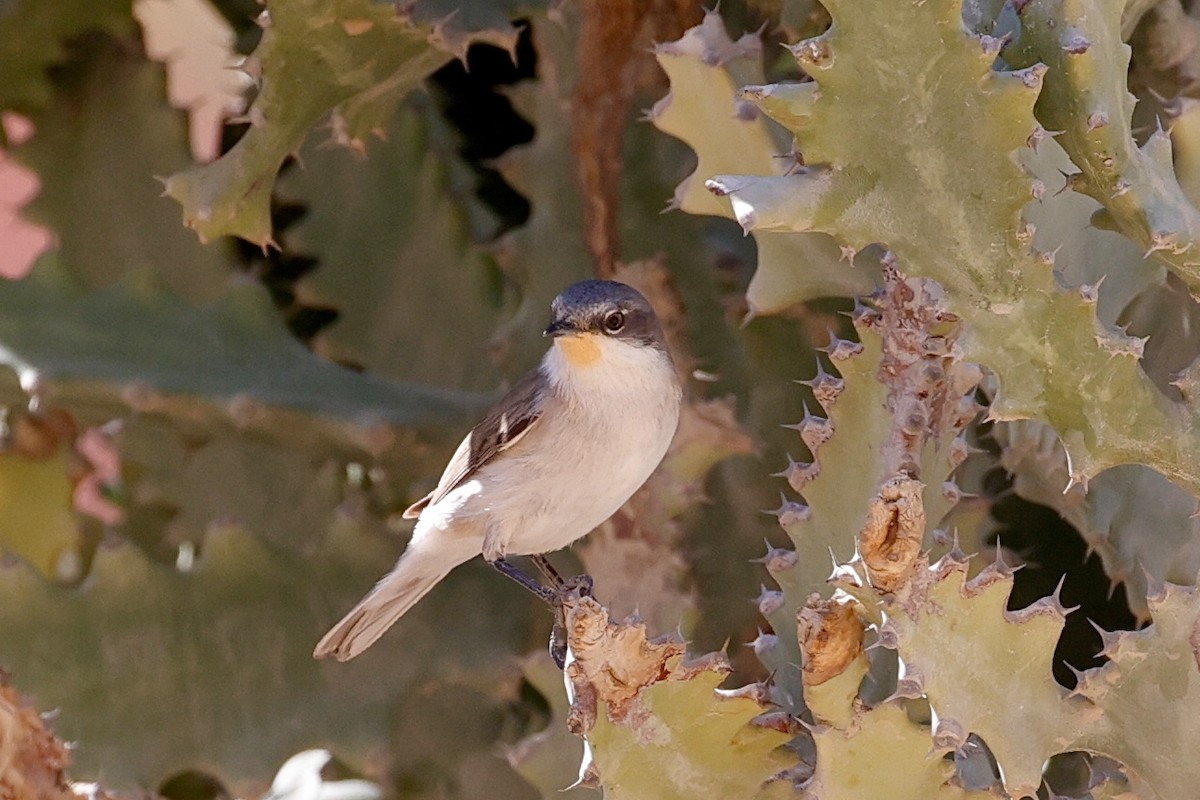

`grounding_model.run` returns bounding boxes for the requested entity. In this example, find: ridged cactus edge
[707,0,1200,492]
